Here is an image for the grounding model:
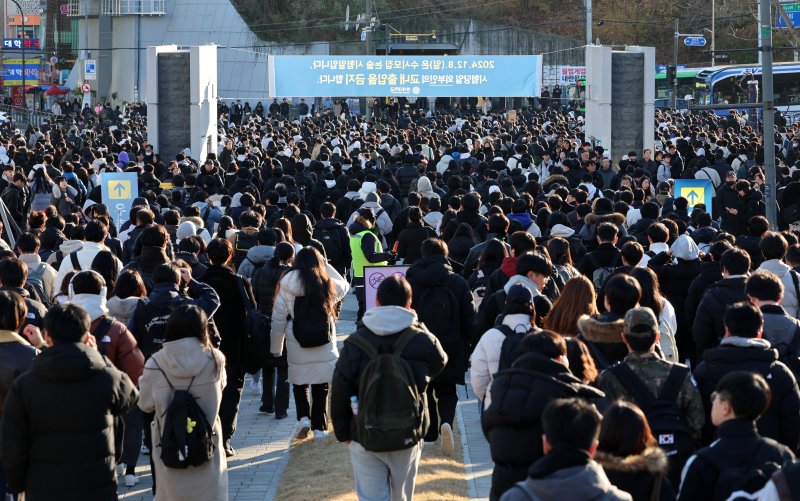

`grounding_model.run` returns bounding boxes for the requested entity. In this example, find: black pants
[219,363,245,442]
[354,281,366,323]
[424,382,458,442]
[121,406,143,474]
[143,411,156,494]
[262,365,290,414]
[293,383,329,431]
